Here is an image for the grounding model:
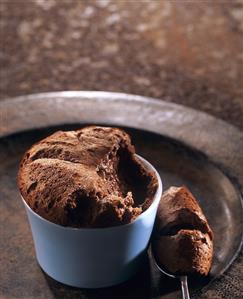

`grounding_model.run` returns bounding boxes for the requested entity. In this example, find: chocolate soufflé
[152,186,213,276]
[18,126,158,228]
